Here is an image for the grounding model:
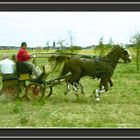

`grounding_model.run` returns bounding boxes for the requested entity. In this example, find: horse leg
[71,81,84,96]
[64,82,80,98]
[69,72,81,97]
[64,82,71,95]
[78,83,84,95]
[71,82,79,97]
[76,78,84,95]
[64,75,79,96]
[95,78,108,101]
[99,77,112,90]
[75,82,84,95]
[72,82,78,91]
[95,82,102,101]
[100,78,109,92]
[64,75,72,95]
[98,80,105,93]
[65,82,79,97]
[108,77,113,87]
